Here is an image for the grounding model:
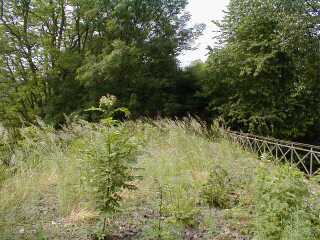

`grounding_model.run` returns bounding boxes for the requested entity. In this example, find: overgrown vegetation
[194,0,320,142]
[0,0,319,239]
[253,165,320,240]
[1,0,319,143]
[0,0,204,129]
[201,165,234,209]
[0,118,319,239]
